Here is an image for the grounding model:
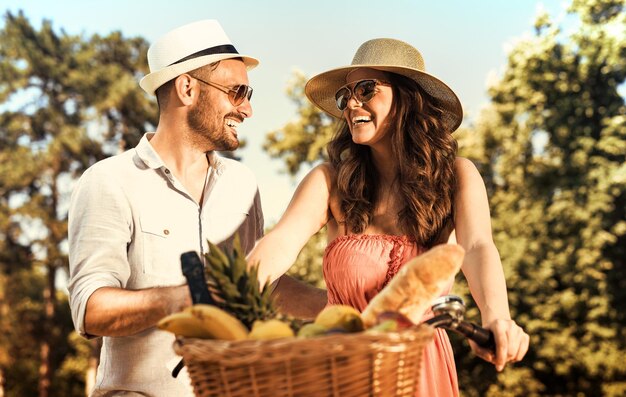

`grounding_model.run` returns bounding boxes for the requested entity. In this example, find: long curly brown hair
[327,72,458,247]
